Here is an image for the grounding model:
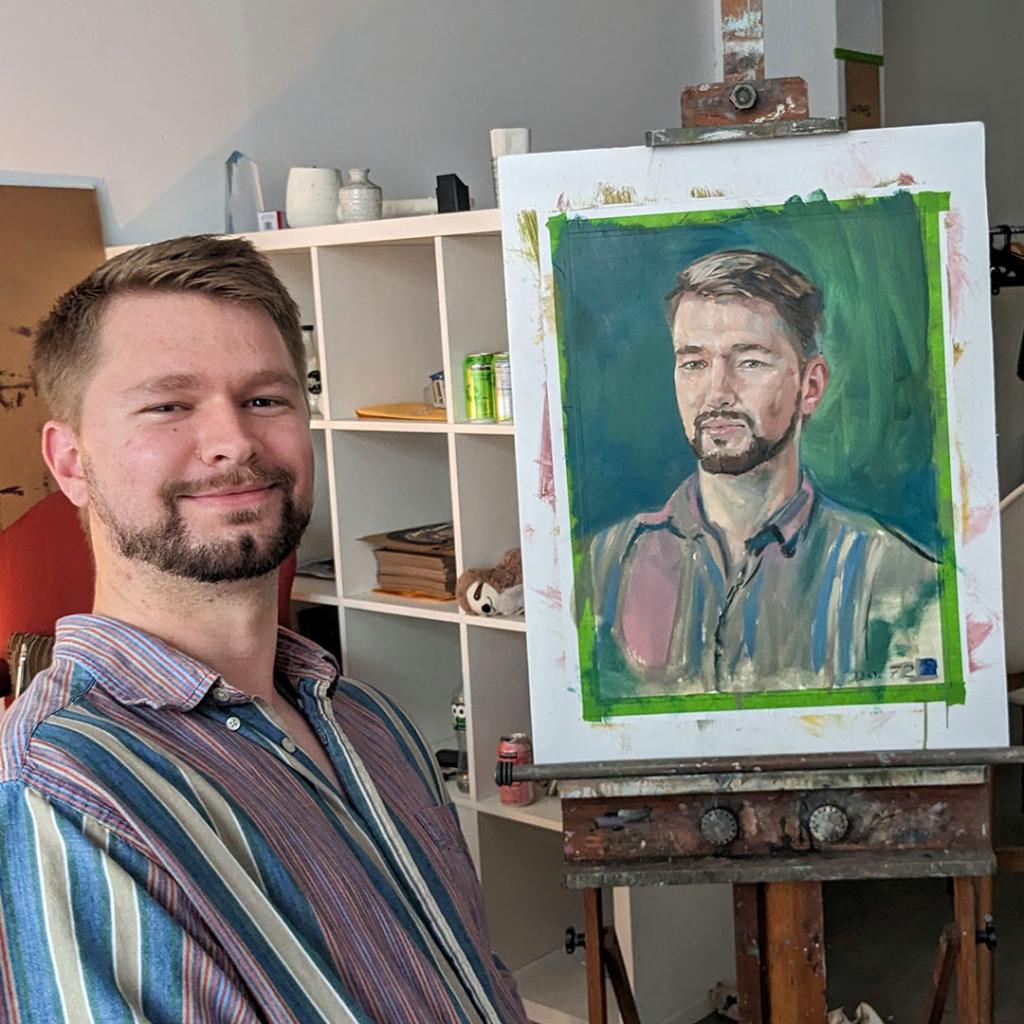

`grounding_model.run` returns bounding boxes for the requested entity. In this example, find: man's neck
[698,444,801,570]
[92,559,281,703]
